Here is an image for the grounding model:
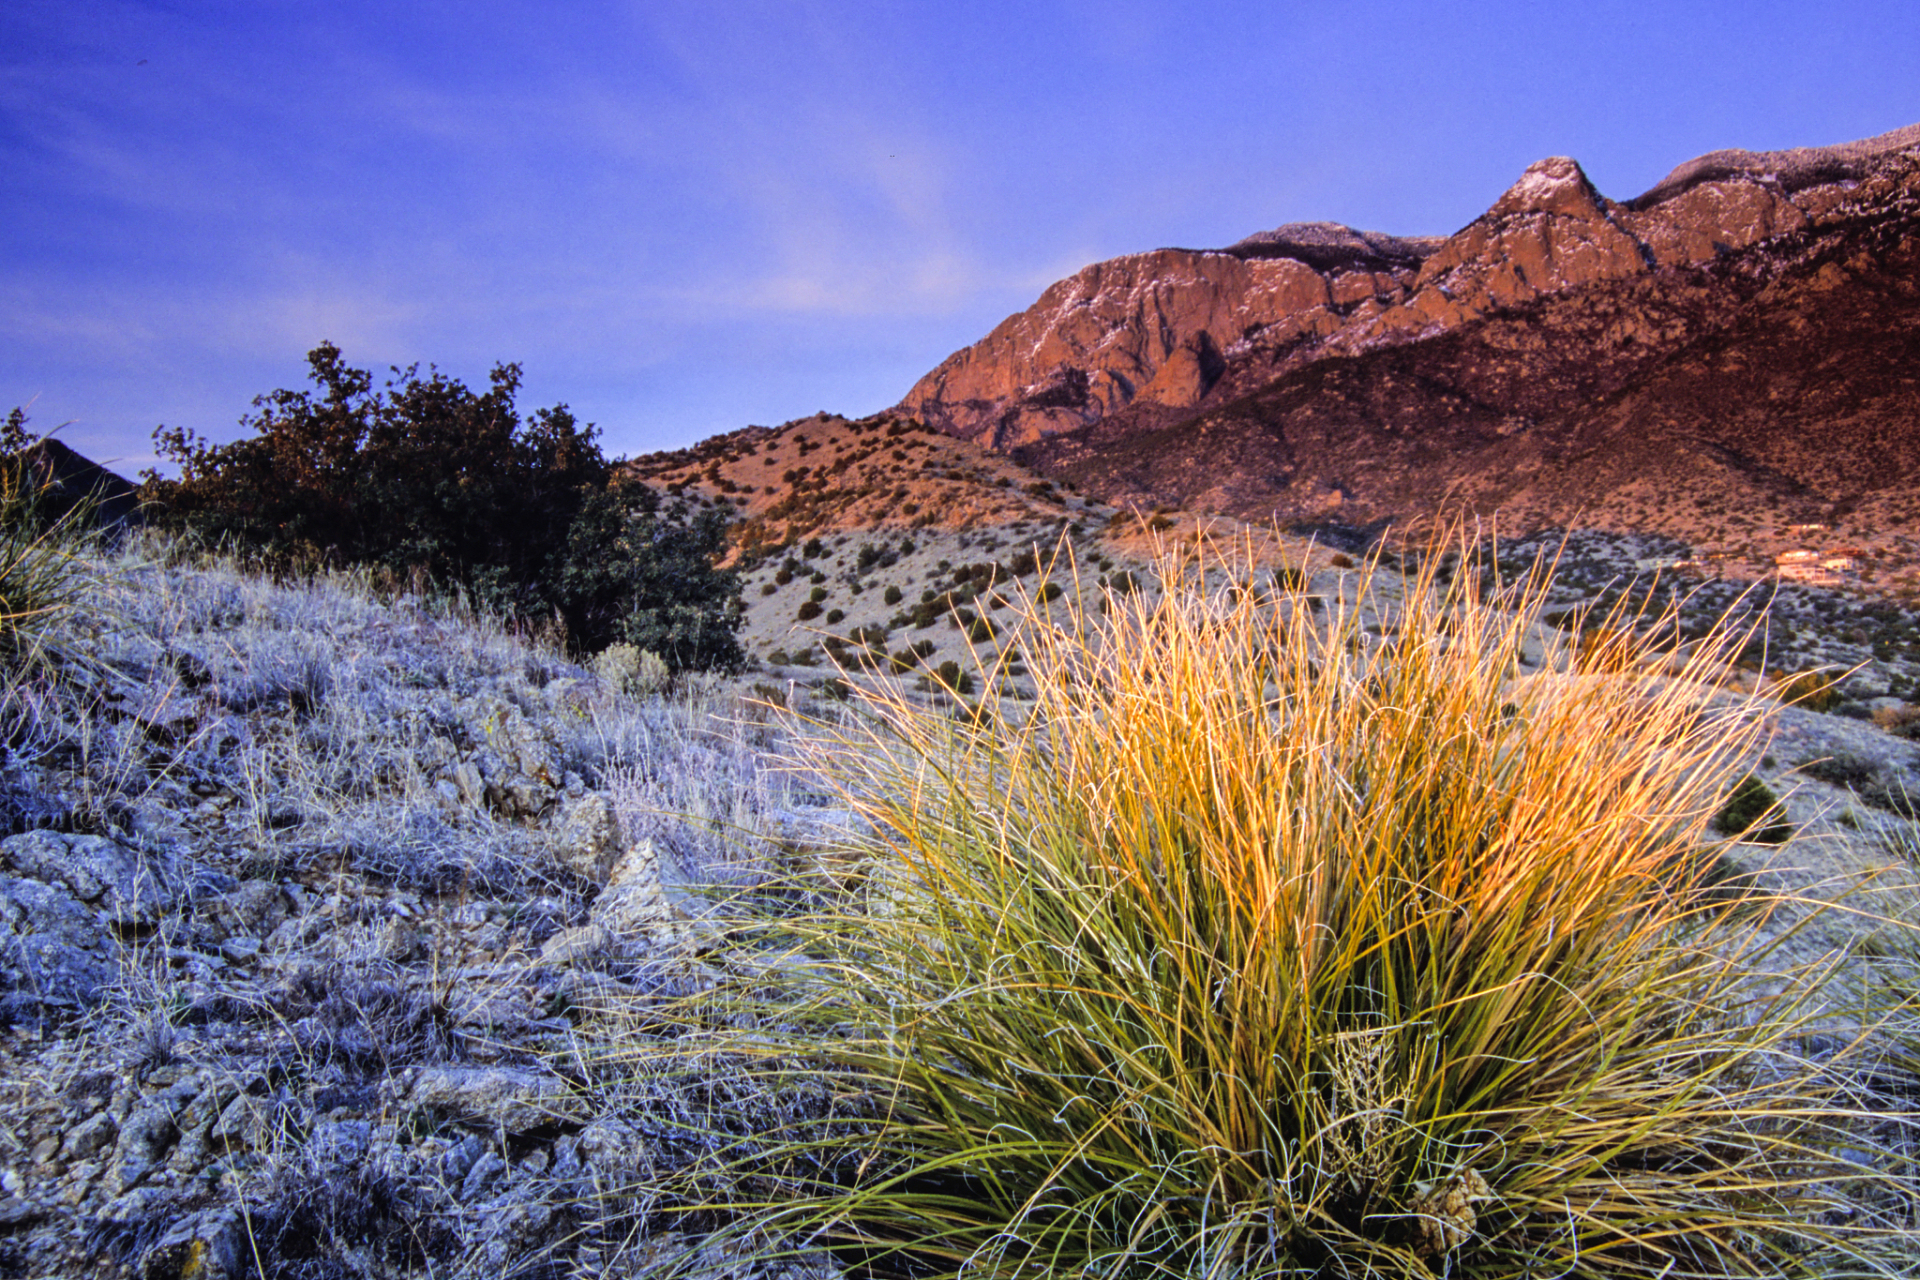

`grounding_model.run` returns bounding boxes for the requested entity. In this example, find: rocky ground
[4,532,1920,1277]
[0,537,856,1278]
